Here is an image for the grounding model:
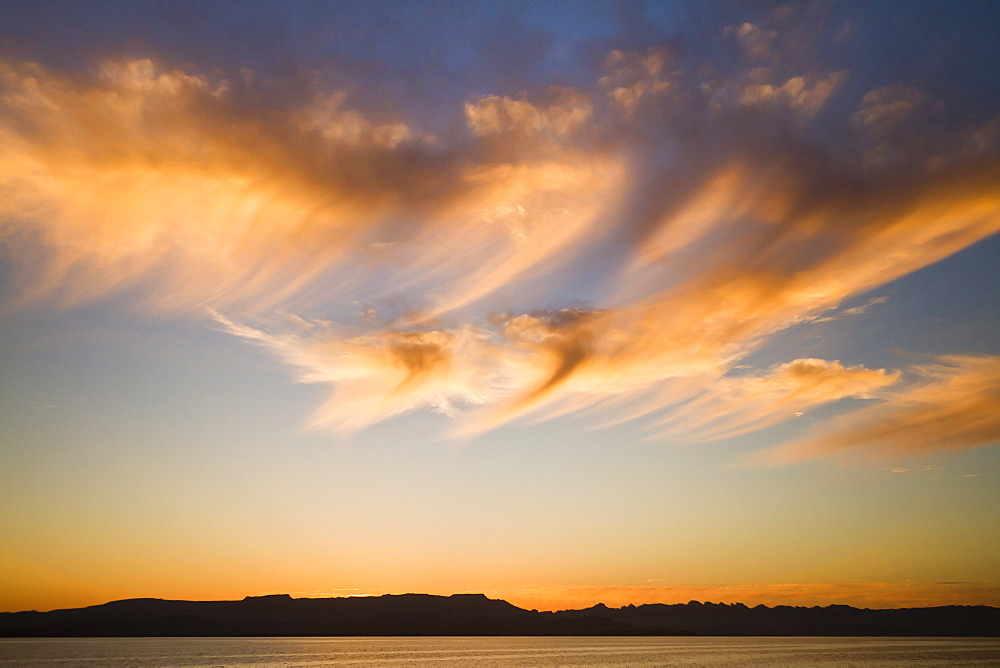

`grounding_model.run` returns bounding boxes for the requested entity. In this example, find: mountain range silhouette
[2,593,997,637]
